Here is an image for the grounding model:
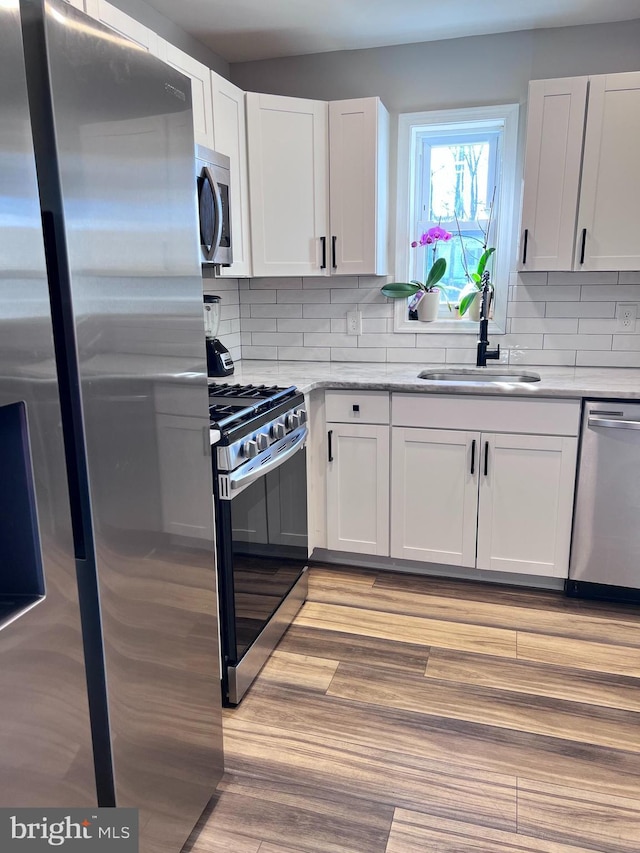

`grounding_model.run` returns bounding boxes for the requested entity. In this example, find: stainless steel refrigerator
[0,1,223,850]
